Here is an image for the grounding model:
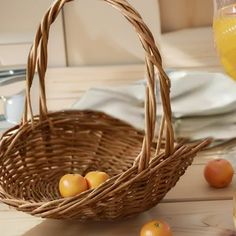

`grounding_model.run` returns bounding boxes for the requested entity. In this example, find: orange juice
[213,4,236,80]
